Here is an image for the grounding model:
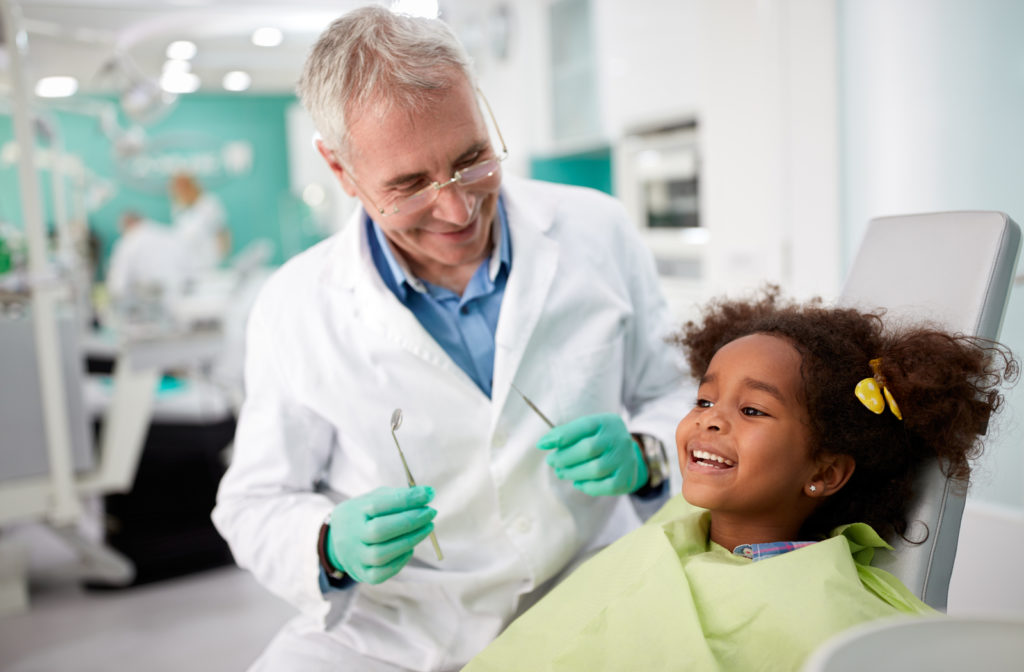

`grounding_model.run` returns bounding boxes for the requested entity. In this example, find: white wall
[592,0,701,138]
[839,0,1024,508]
[696,0,841,302]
